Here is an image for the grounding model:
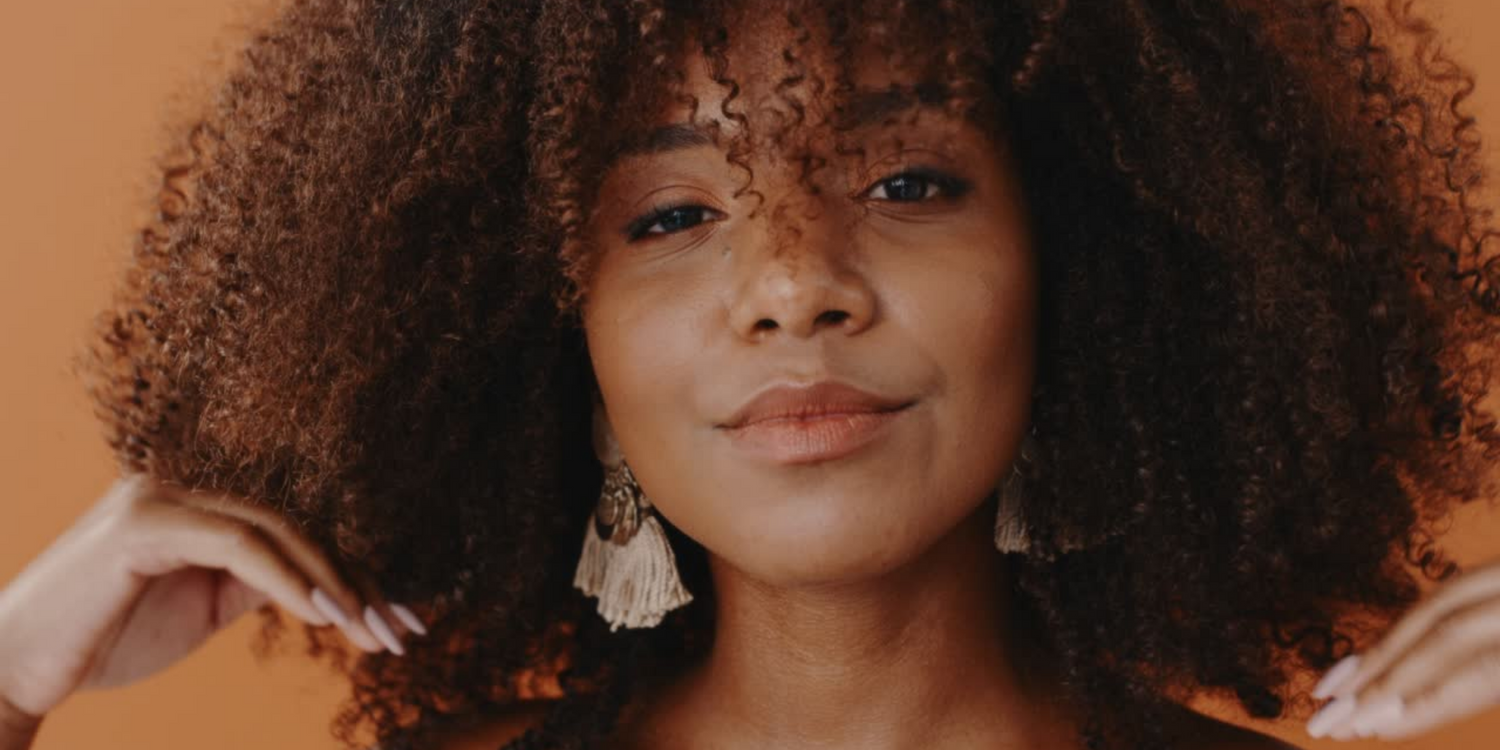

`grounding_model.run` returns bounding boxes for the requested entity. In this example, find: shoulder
[413,698,559,750]
[398,697,1305,750]
[1200,729,1305,750]
[1198,727,1305,750]
[1171,707,1306,750]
